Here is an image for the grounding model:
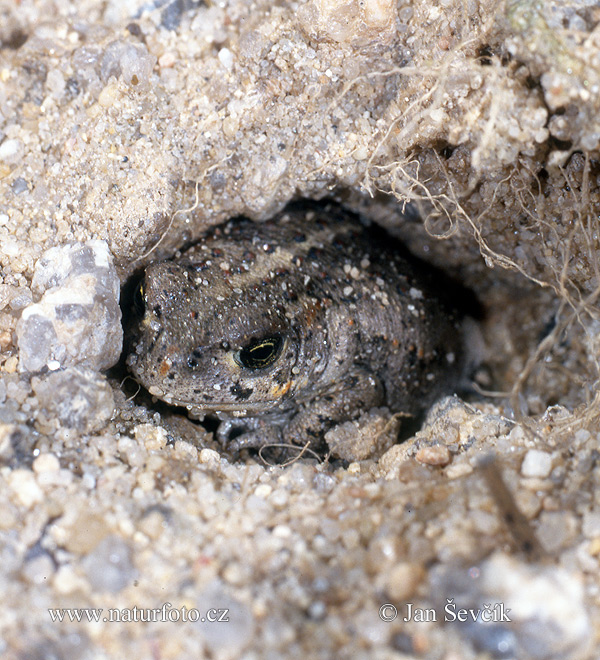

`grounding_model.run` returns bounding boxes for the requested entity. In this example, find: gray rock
[196,581,255,657]
[32,367,115,433]
[16,241,122,373]
[431,553,592,660]
[82,535,136,593]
